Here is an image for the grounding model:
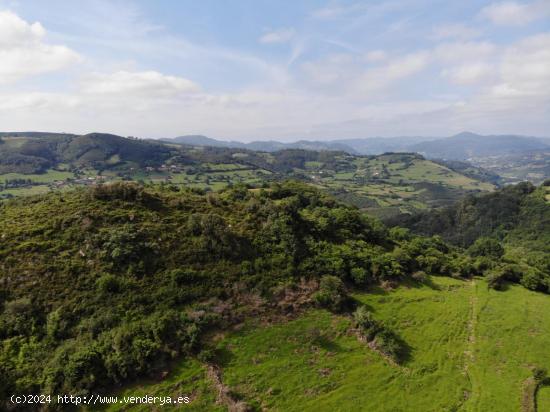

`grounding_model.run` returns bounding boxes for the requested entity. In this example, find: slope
[104,276,550,412]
